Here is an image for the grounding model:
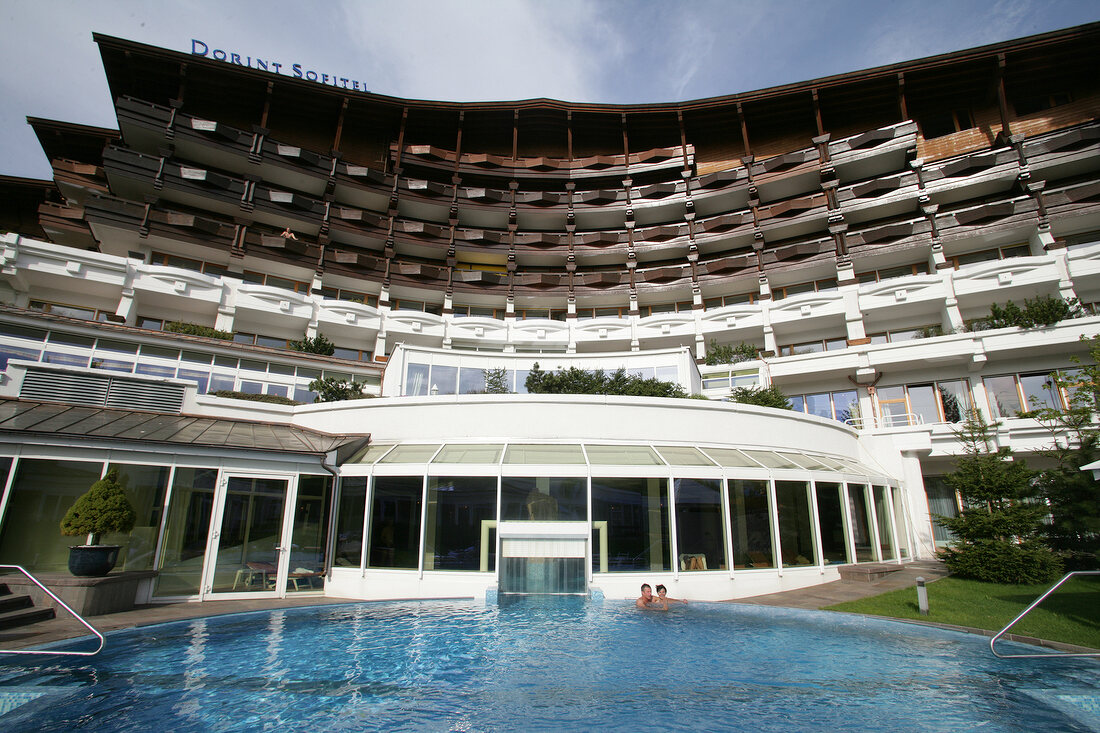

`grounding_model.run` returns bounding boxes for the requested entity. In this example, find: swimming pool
[1,599,1098,731]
